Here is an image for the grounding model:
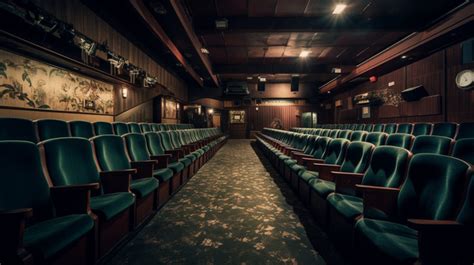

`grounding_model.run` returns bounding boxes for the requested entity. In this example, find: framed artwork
[163,97,178,119]
[230,110,245,123]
